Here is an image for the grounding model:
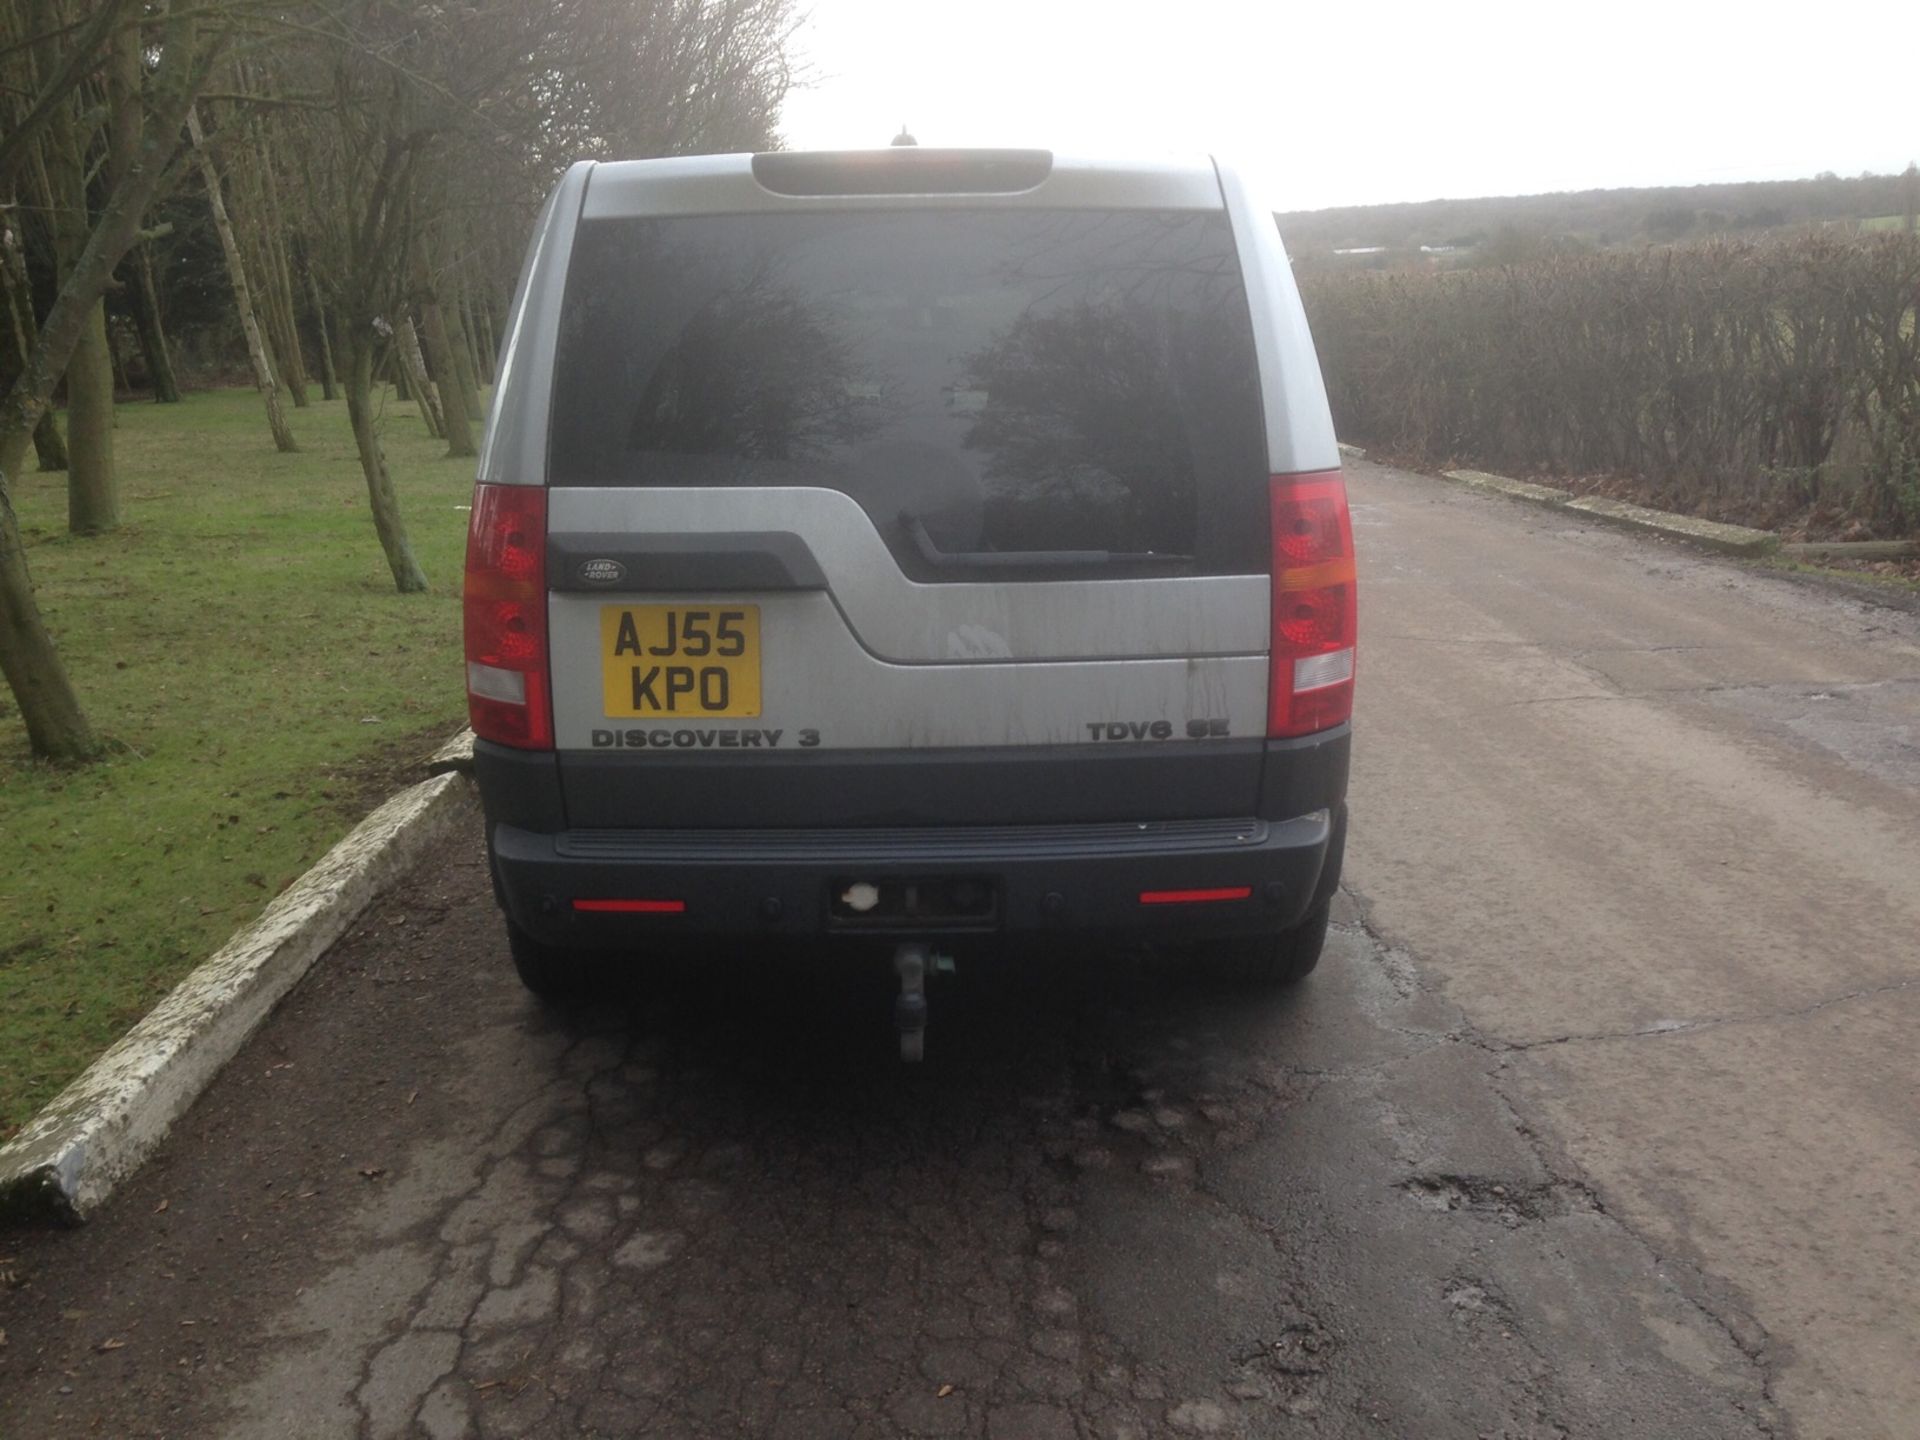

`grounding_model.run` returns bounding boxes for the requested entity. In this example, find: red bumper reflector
[1138,886,1252,906]
[572,899,686,914]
